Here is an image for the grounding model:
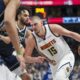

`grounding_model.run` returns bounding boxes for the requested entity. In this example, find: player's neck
[17,21,25,30]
